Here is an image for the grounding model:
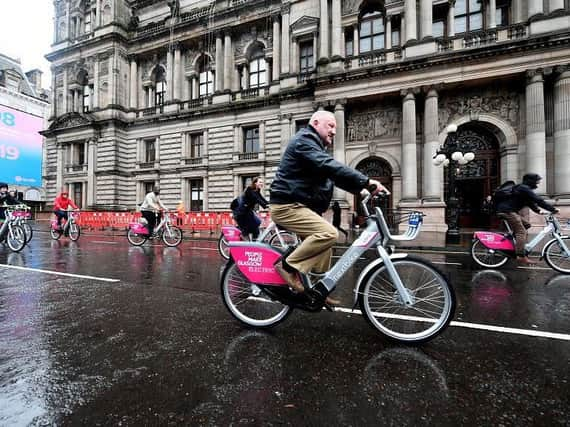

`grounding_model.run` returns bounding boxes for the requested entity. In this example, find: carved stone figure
[346,108,402,142]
